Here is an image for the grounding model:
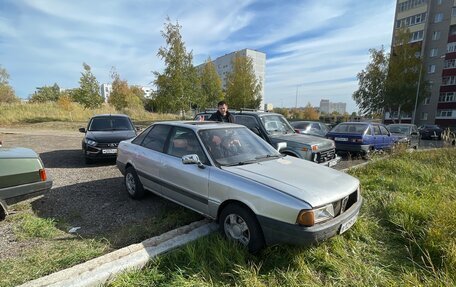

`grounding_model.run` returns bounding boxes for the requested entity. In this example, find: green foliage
[199,57,223,109]
[108,70,143,110]
[72,63,103,109]
[0,65,19,103]
[109,149,456,286]
[30,83,61,103]
[12,213,57,239]
[225,54,262,110]
[153,18,199,114]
